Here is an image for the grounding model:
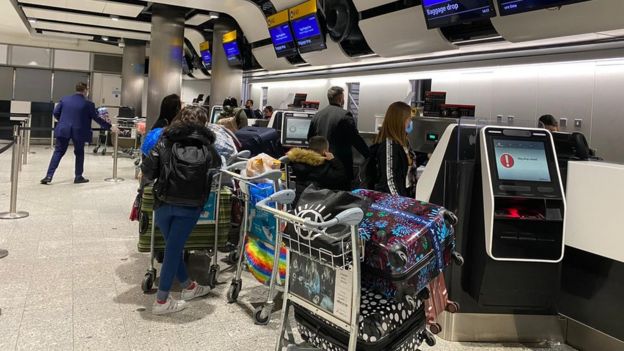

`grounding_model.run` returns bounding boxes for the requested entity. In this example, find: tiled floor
[0,145,577,351]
